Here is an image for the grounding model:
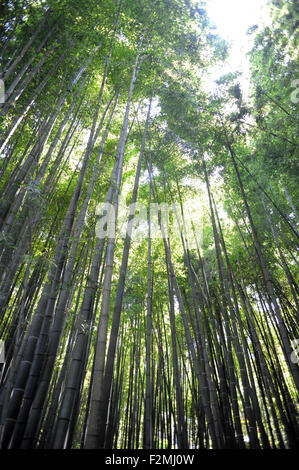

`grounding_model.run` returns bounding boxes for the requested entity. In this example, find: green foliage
[0,0,298,451]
